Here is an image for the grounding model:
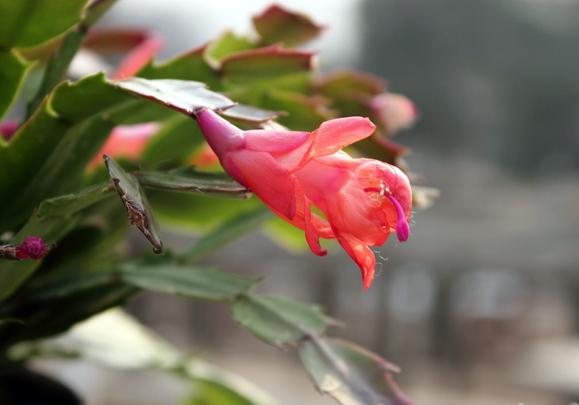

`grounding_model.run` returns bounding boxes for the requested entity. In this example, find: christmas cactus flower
[195,109,412,288]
